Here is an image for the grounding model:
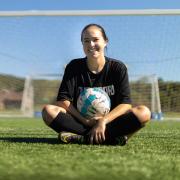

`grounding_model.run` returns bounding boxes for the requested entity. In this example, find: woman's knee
[131,105,151,125]
[42,105,66,125]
